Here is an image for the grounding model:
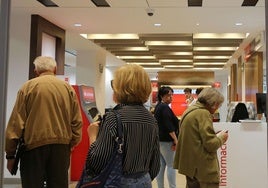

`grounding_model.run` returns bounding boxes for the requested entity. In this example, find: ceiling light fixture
[194,67,223,70]
[117,55,155,59]
[125,47,149,51]
[80,34,87,38]
[74,23,82,27]
[154,23,161,27]
[160,59,193,63]
[168,52,193,55]
[194,33,246,39]
[164,65,193,68]
[133,62,160,65]
[143,67,164,70]
[235,23,243,26]
[194,47,237,51]
[193,62,226,65]
[145,41,192,46]
[194,55,231,59]
[86,34,139,39]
